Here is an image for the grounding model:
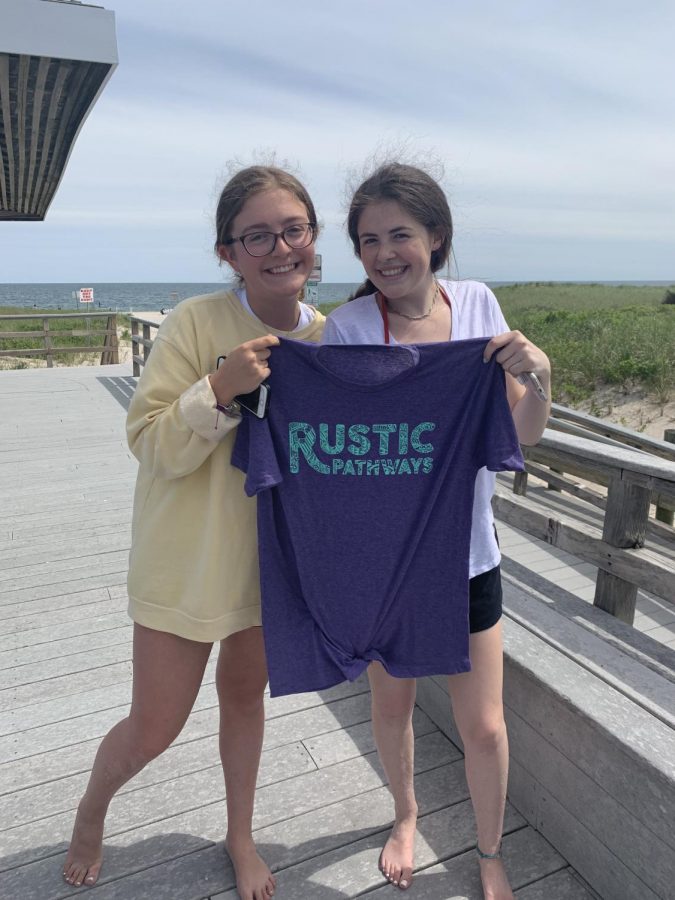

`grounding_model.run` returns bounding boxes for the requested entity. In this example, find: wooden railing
[0,312,119,367]
[548,403,675,525]
[495,429,675,625]
[548,402,675,462]
[130,314,162,376]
